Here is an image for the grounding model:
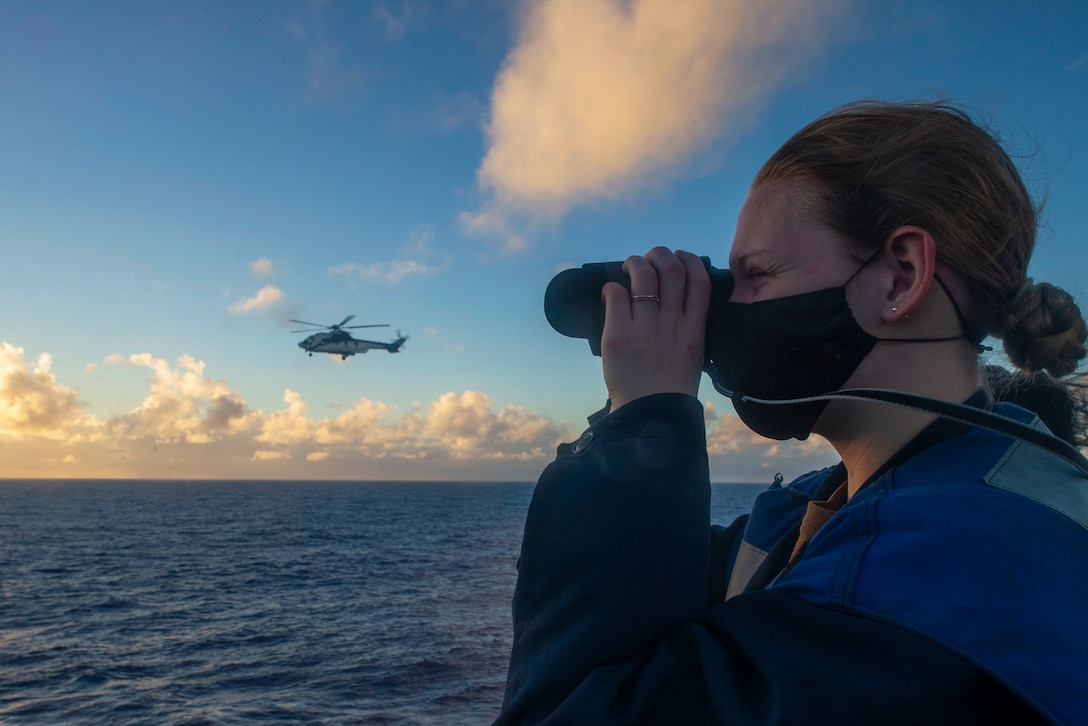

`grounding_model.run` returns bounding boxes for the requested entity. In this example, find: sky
[2,0,1087,482]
